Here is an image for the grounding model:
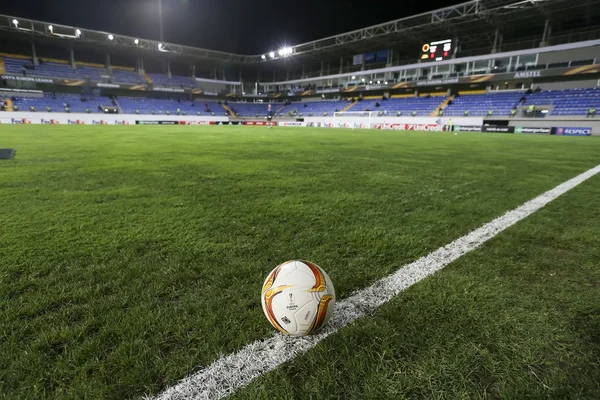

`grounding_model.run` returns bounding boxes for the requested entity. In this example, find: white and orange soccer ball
[261,260,336,336]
